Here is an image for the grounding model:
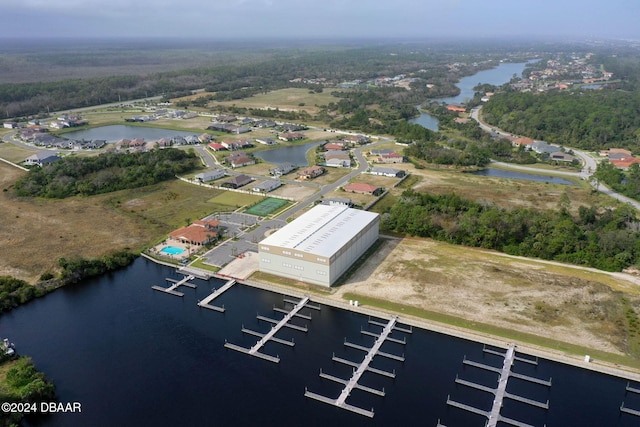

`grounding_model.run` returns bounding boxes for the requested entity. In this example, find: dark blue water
[254,141,322,166]
[472,167,575,185]
[62,125,201,142]
[1,258,638,426]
